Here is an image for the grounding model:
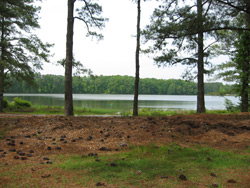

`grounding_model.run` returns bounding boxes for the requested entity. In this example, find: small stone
[79,137,83,140]
[41,174,51,178]
[24,135,31,138]
[95,159,101,162]
[110,163,117,167]
[52,138,56,141]
[61,135,66,138]
[227,179,236,183]
[179,174,187,181]
[100,139,104,142]
[0,149,4,152]
[19,142,24,145]
[161,176,169,179]
[87,136,93,141]
[14,156,20,159]
[56,147,61,150]
[43,157,50,161]
[72,139,76,142]
[211,184,218,187]
[96,182,104,186]
[127,135,130,138]
[7,143,15,146]
[88,153,98,157]
[47,146,52,150]
[29,150,34,153]
[26,154,33,157]
[9,149,16,152]
[210,173,216,177]
[63,141,67,144]
[136,170,142,175]
[47,161,53,164]
[60,138,65,141]
[21,157,28,160]
[18,152,25,156]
